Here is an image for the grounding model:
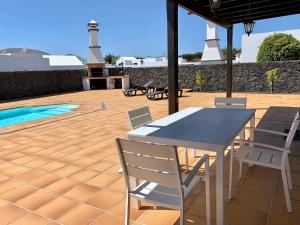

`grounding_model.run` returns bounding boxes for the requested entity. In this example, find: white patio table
[127,107,255,225]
